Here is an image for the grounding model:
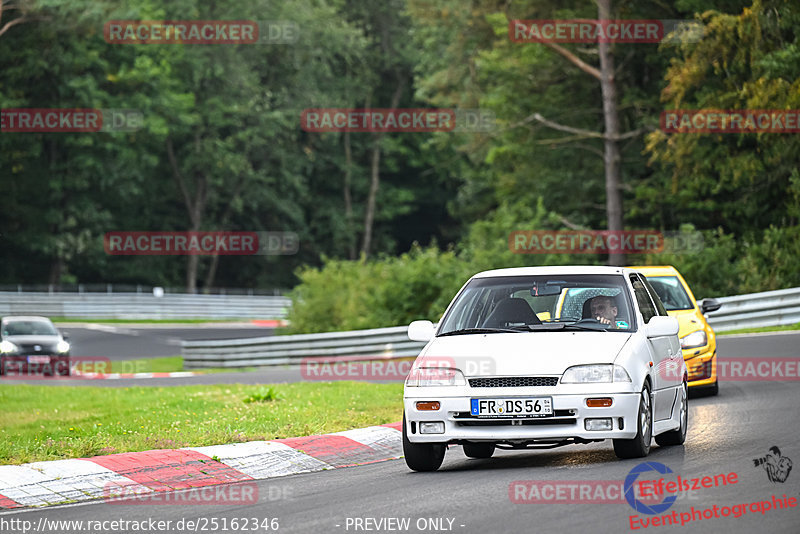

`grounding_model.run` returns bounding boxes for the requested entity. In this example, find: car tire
[402,414,446,472]
[58,358,71,377]
[613,383,652,459]
[705,381,719,396]
[655,381,688,447]
[463,442,495,459]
